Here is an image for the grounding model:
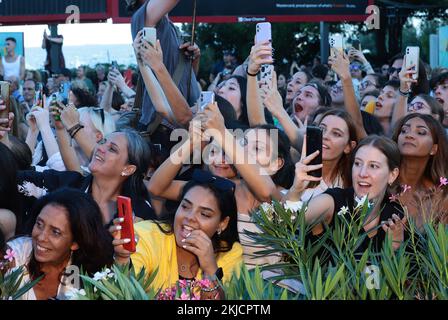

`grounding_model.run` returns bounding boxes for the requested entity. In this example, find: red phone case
[117,196,136,252]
